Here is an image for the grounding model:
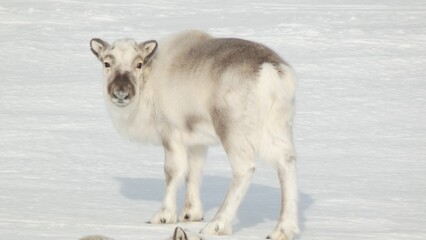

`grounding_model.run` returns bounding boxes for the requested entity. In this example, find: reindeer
[79,227,201,240]
[89,30,298,240]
